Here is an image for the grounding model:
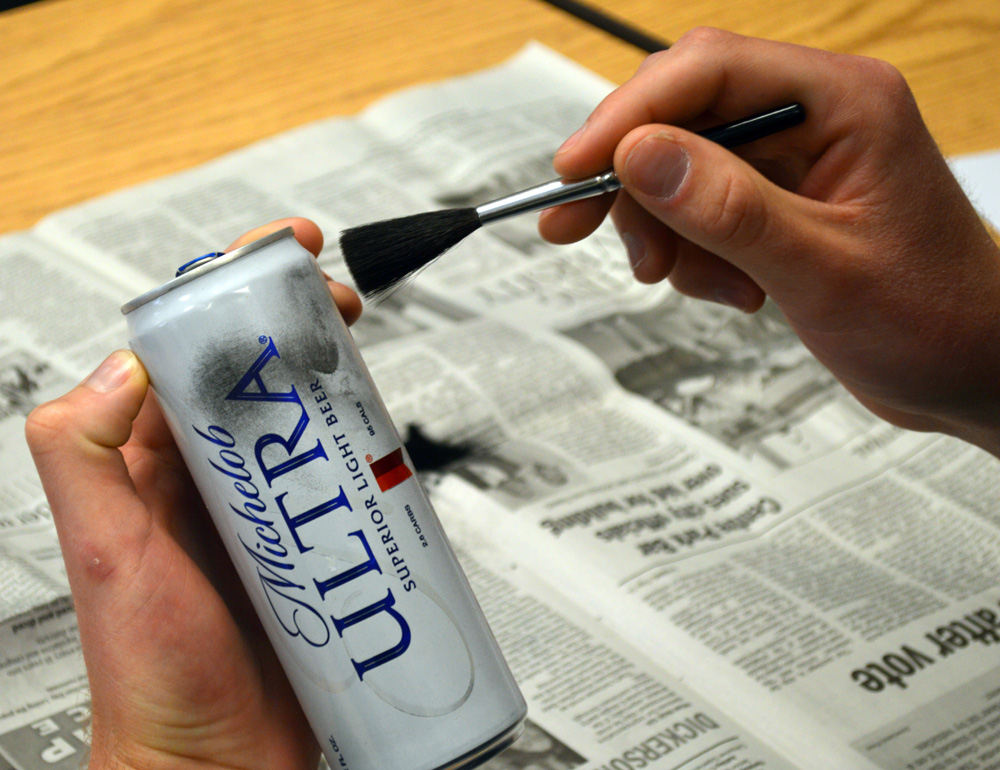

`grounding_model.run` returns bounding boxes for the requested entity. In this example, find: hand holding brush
[540,28,1000,457]
[340,103,805,301]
